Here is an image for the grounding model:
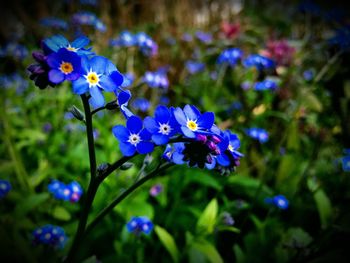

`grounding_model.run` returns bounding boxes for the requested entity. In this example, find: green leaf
[15,193,50,216]
[191,240,223,263]
[184,169,222,190]
[216,225,240,233]
[196,198,218,235]
[155,225,180,263]
[52,206,71,221]
[314,189,332,229]
[228,175,273,198]
[233,244,246,263]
